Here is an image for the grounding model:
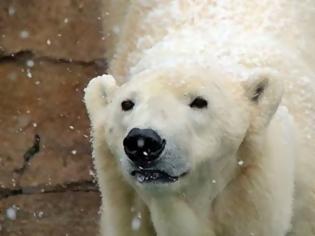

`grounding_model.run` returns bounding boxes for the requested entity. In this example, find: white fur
[86,1,315,235]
